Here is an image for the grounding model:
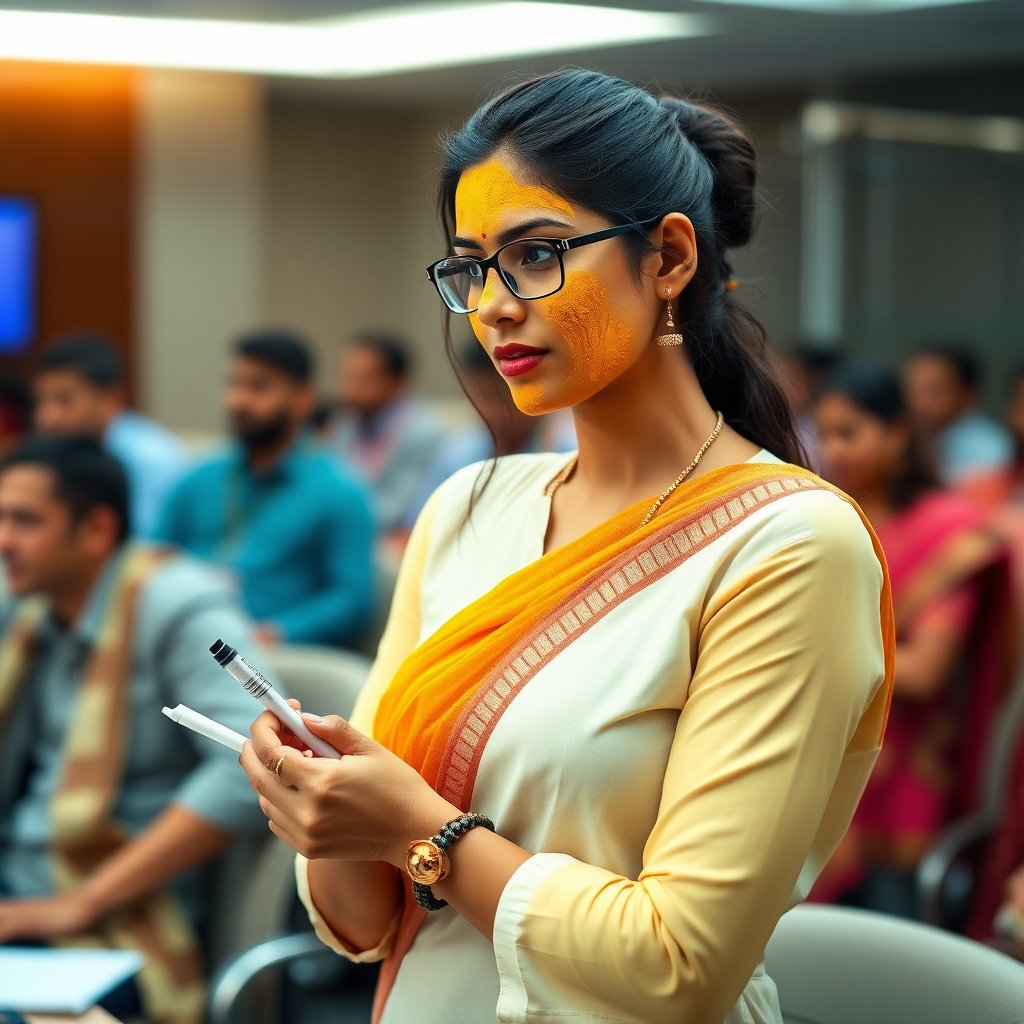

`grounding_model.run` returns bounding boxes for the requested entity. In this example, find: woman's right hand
[239,706,457,866]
